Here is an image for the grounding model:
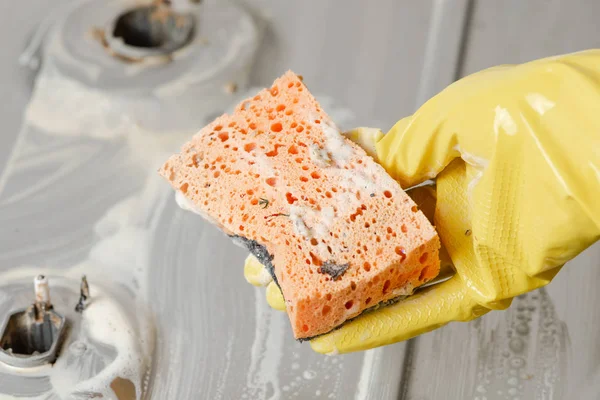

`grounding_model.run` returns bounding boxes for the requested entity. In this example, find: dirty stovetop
[0,1,599,399]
